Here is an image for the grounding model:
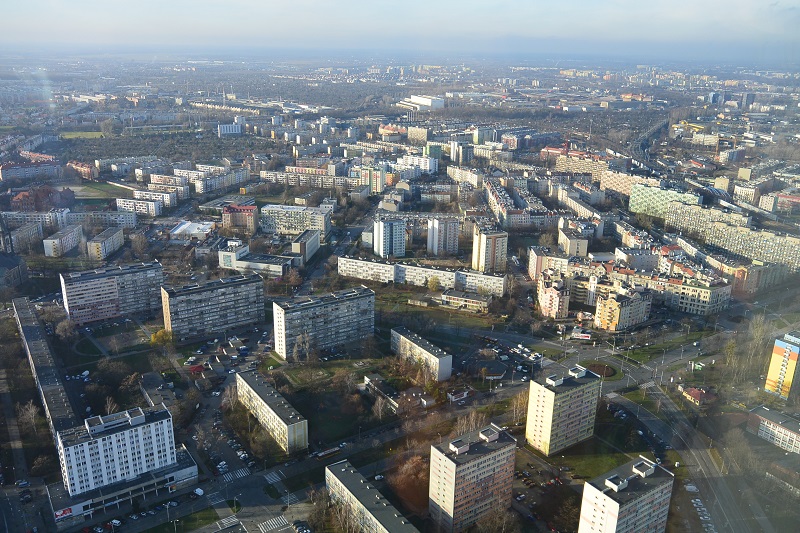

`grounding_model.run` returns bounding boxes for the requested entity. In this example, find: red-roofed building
[222,204,257,236]
[680,386,717,406]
